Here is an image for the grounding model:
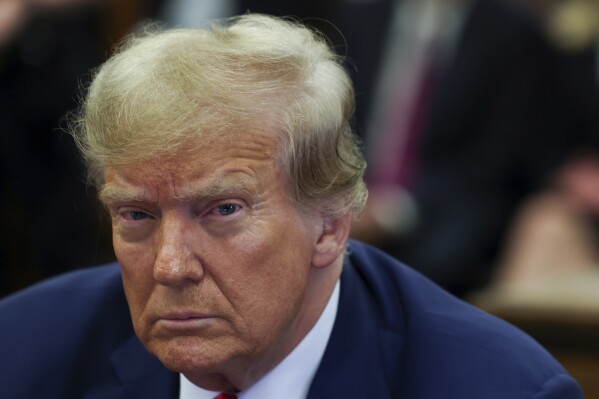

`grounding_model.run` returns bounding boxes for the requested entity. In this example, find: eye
[211,203,241,217]
[127,210,150,220]
[119,209,152,222]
